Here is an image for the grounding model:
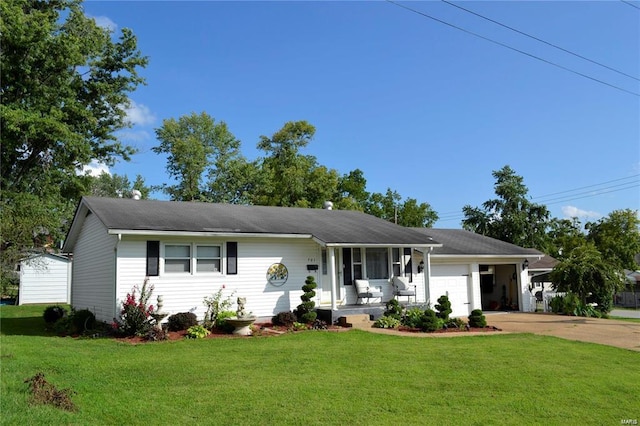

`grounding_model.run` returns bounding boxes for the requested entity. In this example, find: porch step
[338,314,372,328]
